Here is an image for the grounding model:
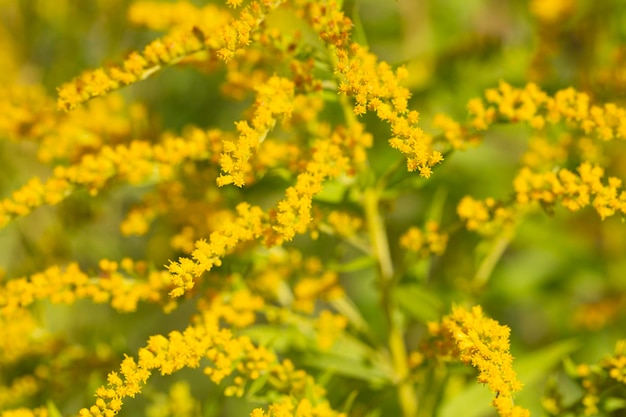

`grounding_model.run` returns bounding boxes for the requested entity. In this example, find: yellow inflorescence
[217,76,295,187]
[529,0,574,24]
[128,2,229,31]
[470,81,626,140]
[449,81,626,233]
[513,162,626,219]
[294,271,344,314]
[0,376,39,410]
[326,210,363,238]
[315,310,348,350]
[167,203,266,297]
[399,221,448,257]
[604,339,626,384]
[0,259,171,319]
[457,196,517,236]
[271,137,349,242]
[75,291,343,417]
[251,398,345,417]
[336,44,442,177]
[57,1,284,111]
[435,306,530,417]
[0,408,49,417]
[0,128,222,229]
[0,86,147,163]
